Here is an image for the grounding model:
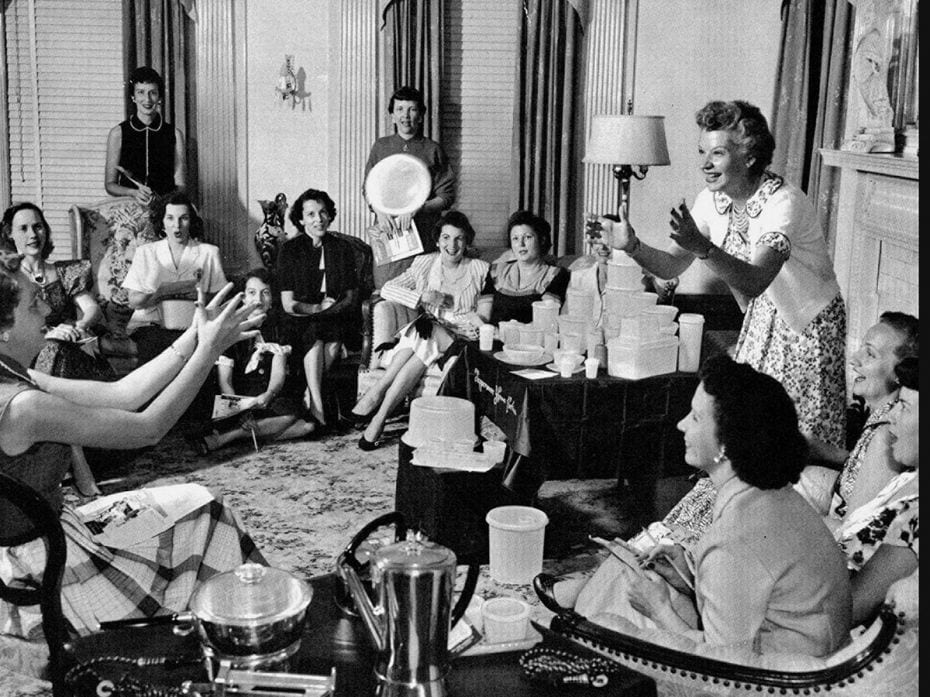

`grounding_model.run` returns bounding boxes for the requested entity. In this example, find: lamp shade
[584,115,670,166]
